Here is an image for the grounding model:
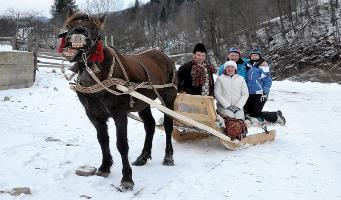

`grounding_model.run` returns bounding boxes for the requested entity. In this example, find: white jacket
[215,74,249,119]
